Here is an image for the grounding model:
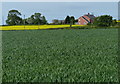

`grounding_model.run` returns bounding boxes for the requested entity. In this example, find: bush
[93,15,113,27]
